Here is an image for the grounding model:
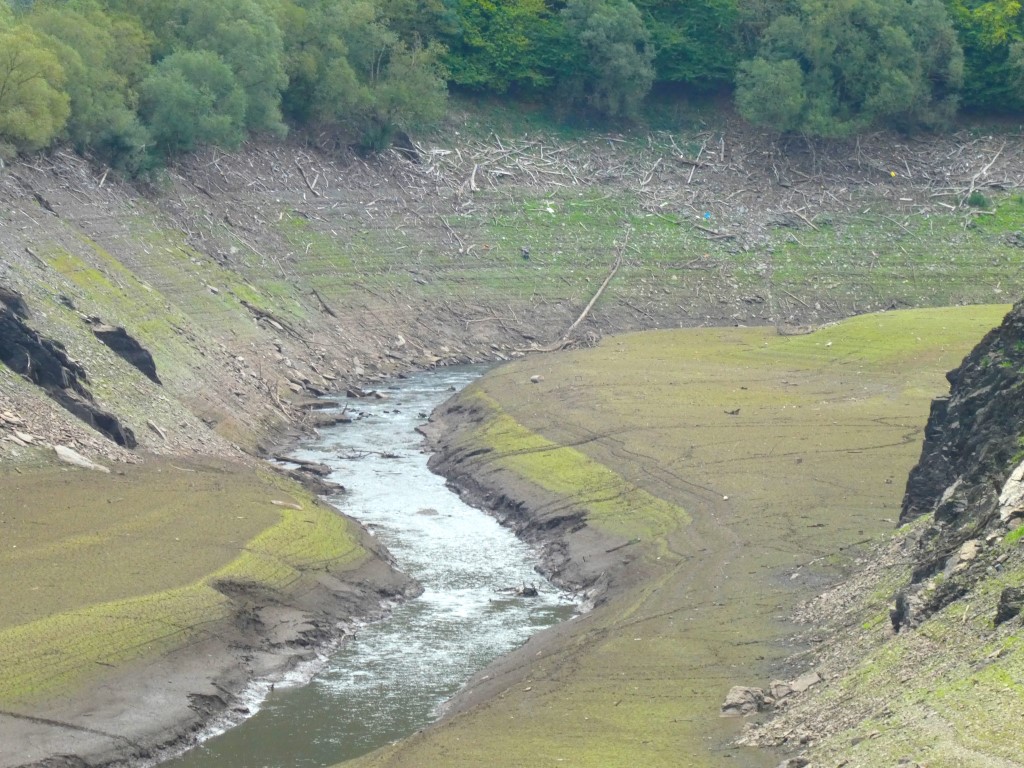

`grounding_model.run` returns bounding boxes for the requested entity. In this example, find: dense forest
[1,0,1021,173]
